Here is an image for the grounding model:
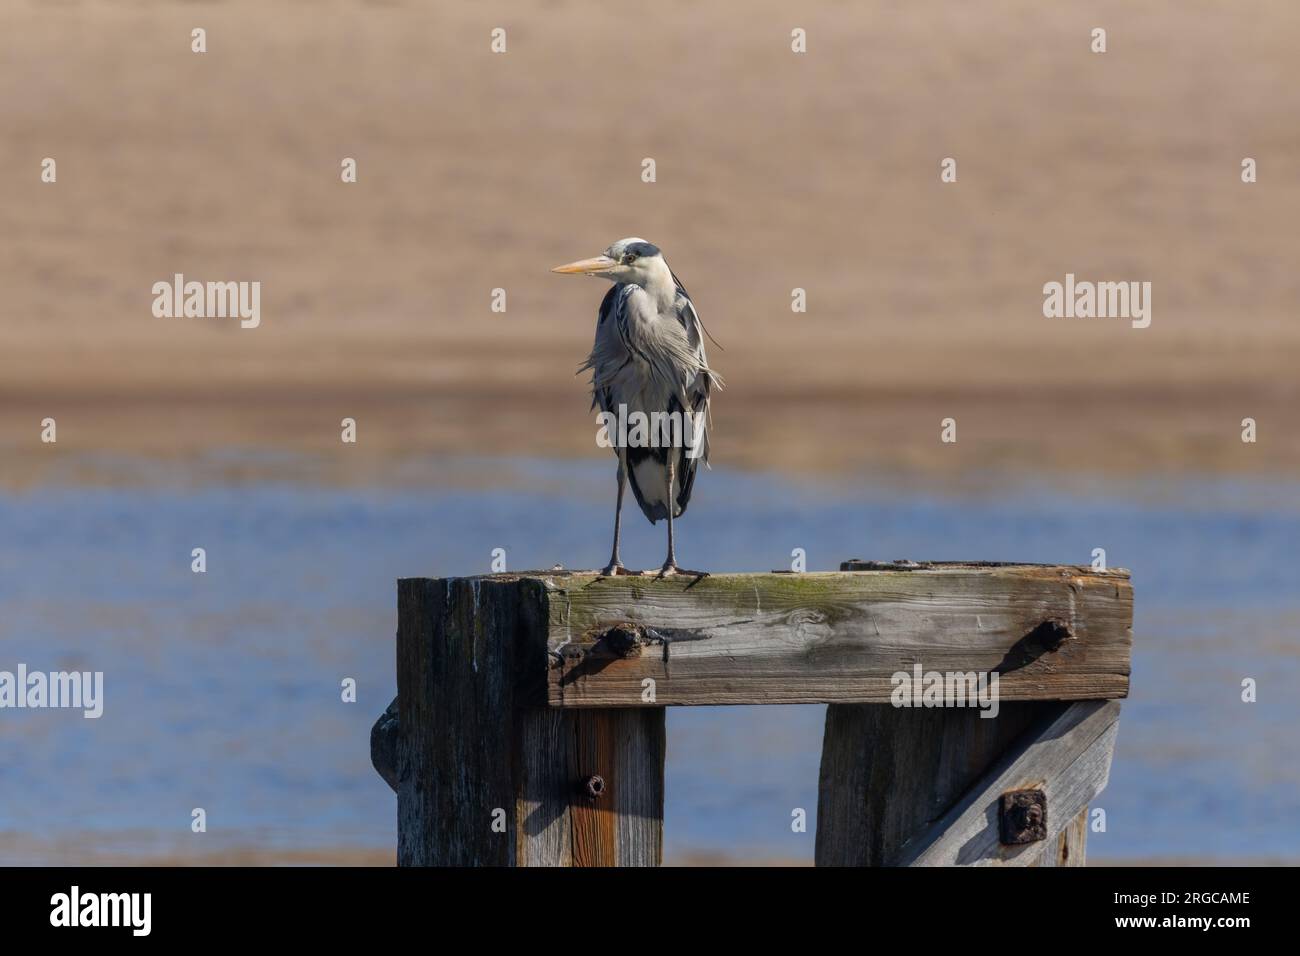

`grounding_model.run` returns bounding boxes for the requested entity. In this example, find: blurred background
[1,0,1297,864]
